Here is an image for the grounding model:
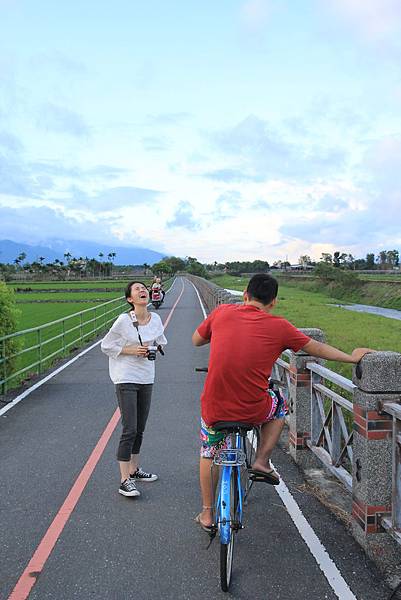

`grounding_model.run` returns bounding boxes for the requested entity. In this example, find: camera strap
[129,310,144,346]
